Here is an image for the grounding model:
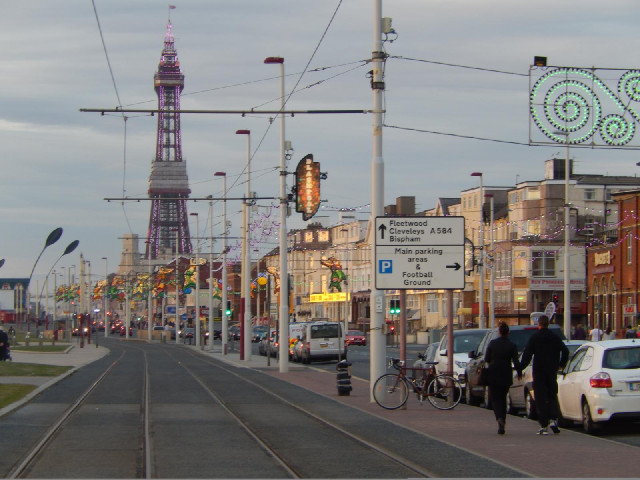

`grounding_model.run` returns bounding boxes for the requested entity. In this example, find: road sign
[375,216,465,290]
[544,301,556,319]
